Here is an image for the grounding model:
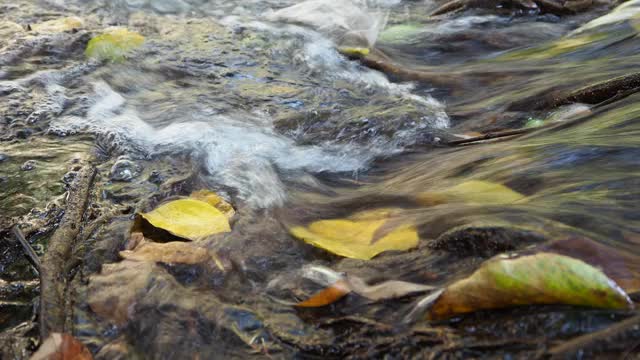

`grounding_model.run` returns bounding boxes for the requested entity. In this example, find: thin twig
[548,314,640,358]
[11,226,42,273]
[447,128,536,146]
